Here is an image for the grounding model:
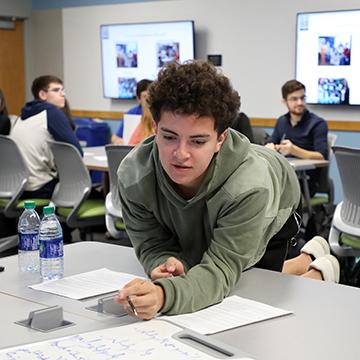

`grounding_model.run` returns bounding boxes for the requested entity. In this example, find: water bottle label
[19,233,39,251]
[39,237,63,258]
